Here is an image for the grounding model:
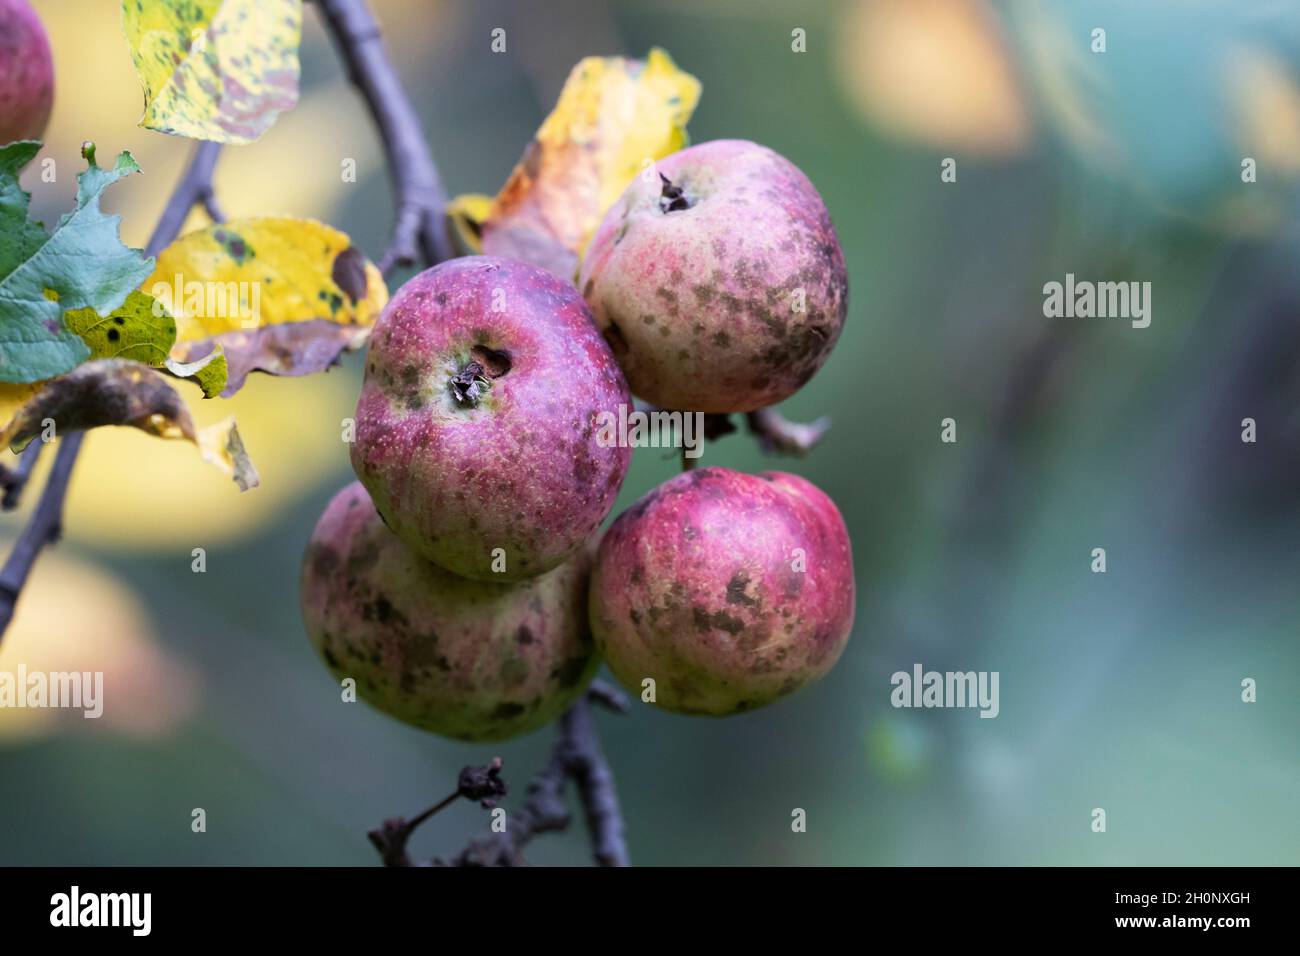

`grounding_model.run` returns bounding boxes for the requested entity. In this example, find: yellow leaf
[446,192,491,255]
[195,415,259,491]
[121,0,302,144]
[462,48,700,279]
[147,217,385,339]
[144,217,386,394]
